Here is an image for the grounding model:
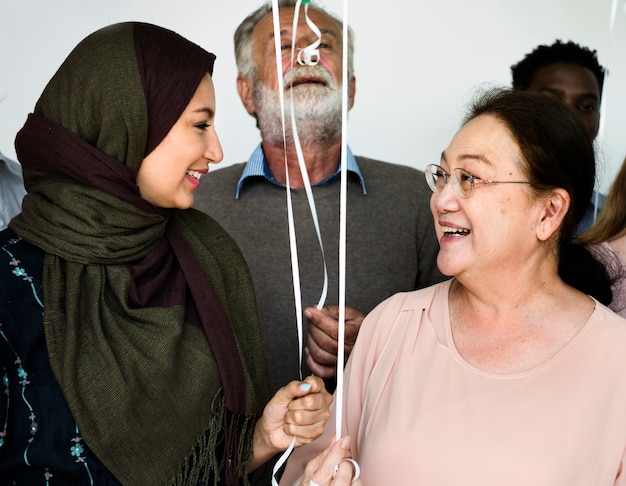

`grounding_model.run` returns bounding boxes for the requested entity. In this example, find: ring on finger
[332,458,361,481]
